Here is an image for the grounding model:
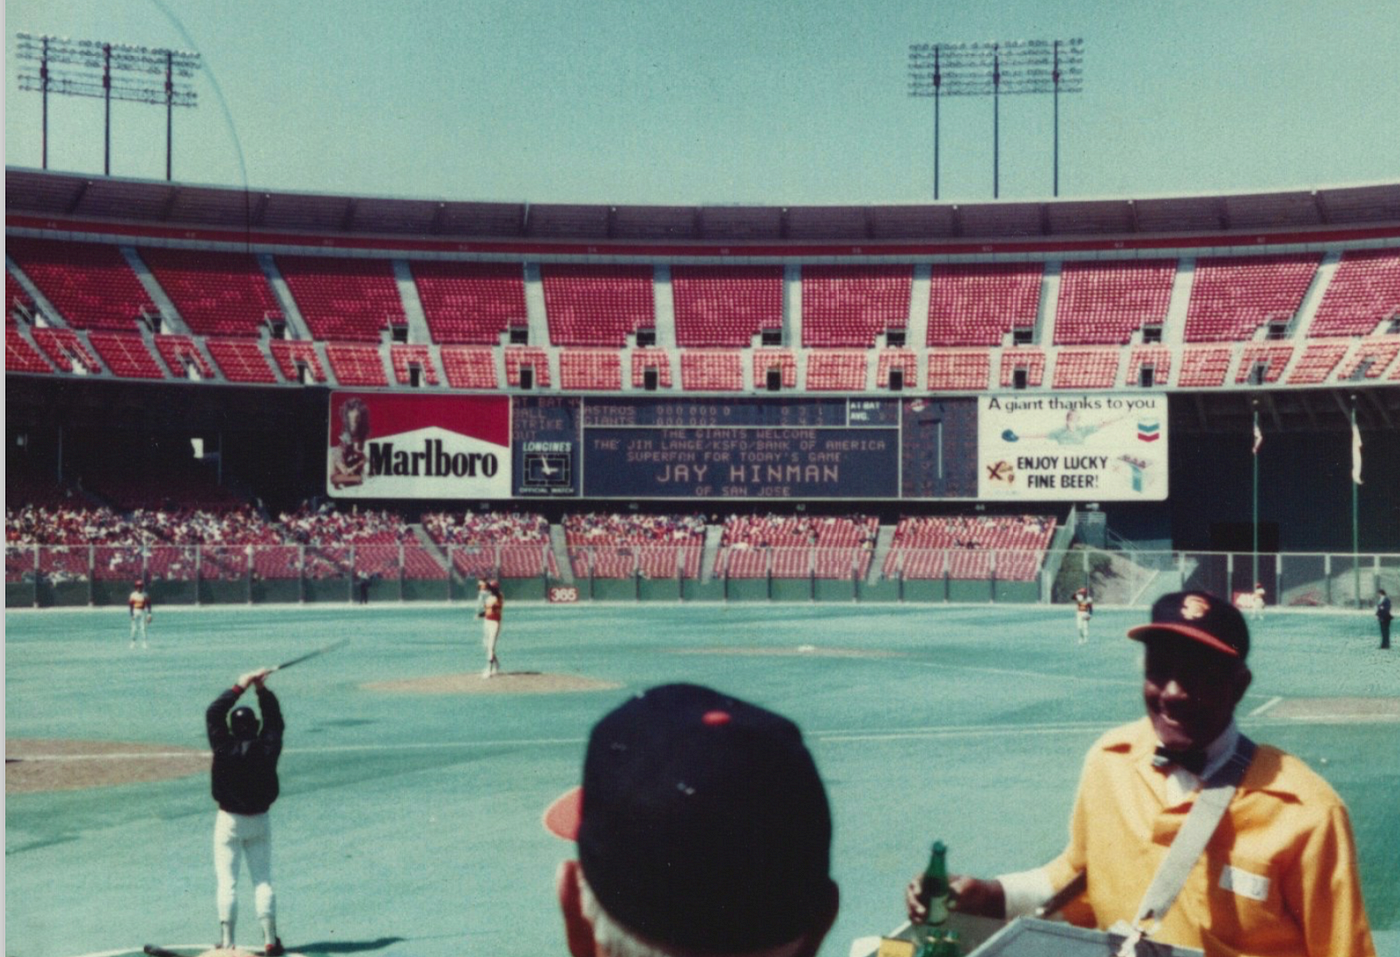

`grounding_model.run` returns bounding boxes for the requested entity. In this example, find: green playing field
[5,601,1397,957]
